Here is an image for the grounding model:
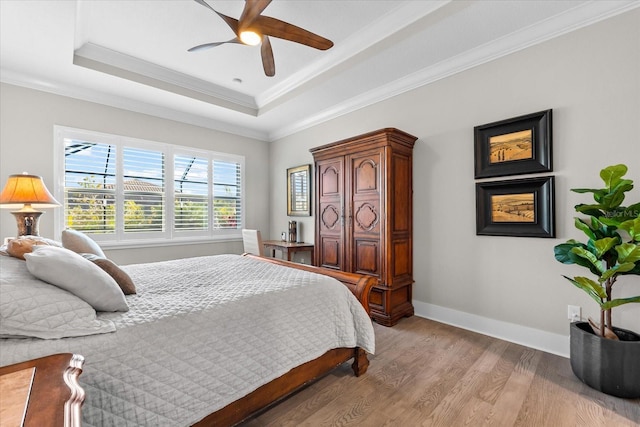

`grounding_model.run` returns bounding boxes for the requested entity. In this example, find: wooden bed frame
[193,254,376,427]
